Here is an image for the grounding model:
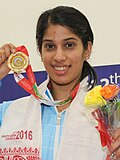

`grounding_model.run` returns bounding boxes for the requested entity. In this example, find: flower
[84,84,120,152]
[100,84,120,100]
[84,85,107,108]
